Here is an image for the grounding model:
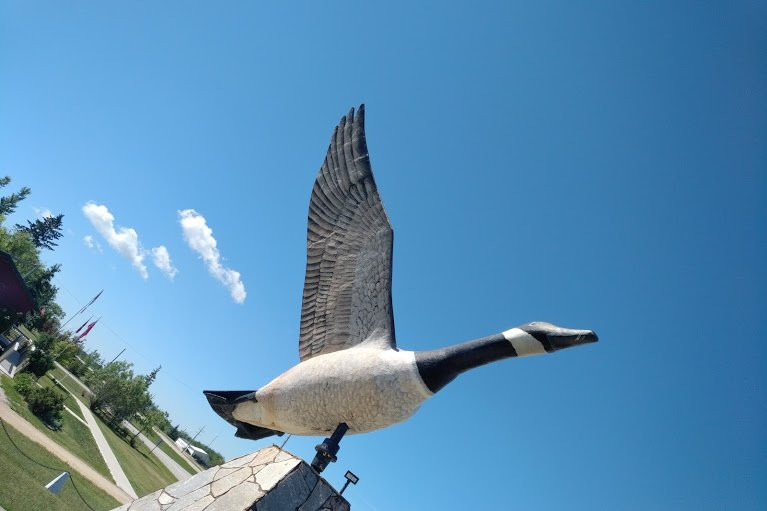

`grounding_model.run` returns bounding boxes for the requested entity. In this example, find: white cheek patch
[502,328,546,356]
